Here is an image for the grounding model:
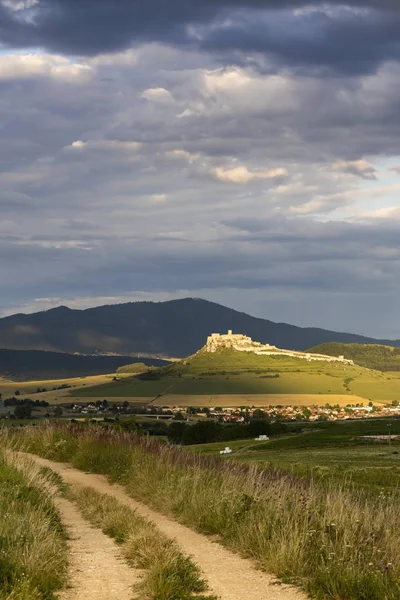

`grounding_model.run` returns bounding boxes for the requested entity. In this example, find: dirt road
[26,453,308,600]
[55,494,139,600]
